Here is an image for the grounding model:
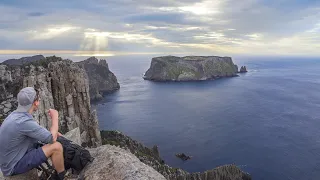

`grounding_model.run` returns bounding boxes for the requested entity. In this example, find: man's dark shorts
[12,147,47,175]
